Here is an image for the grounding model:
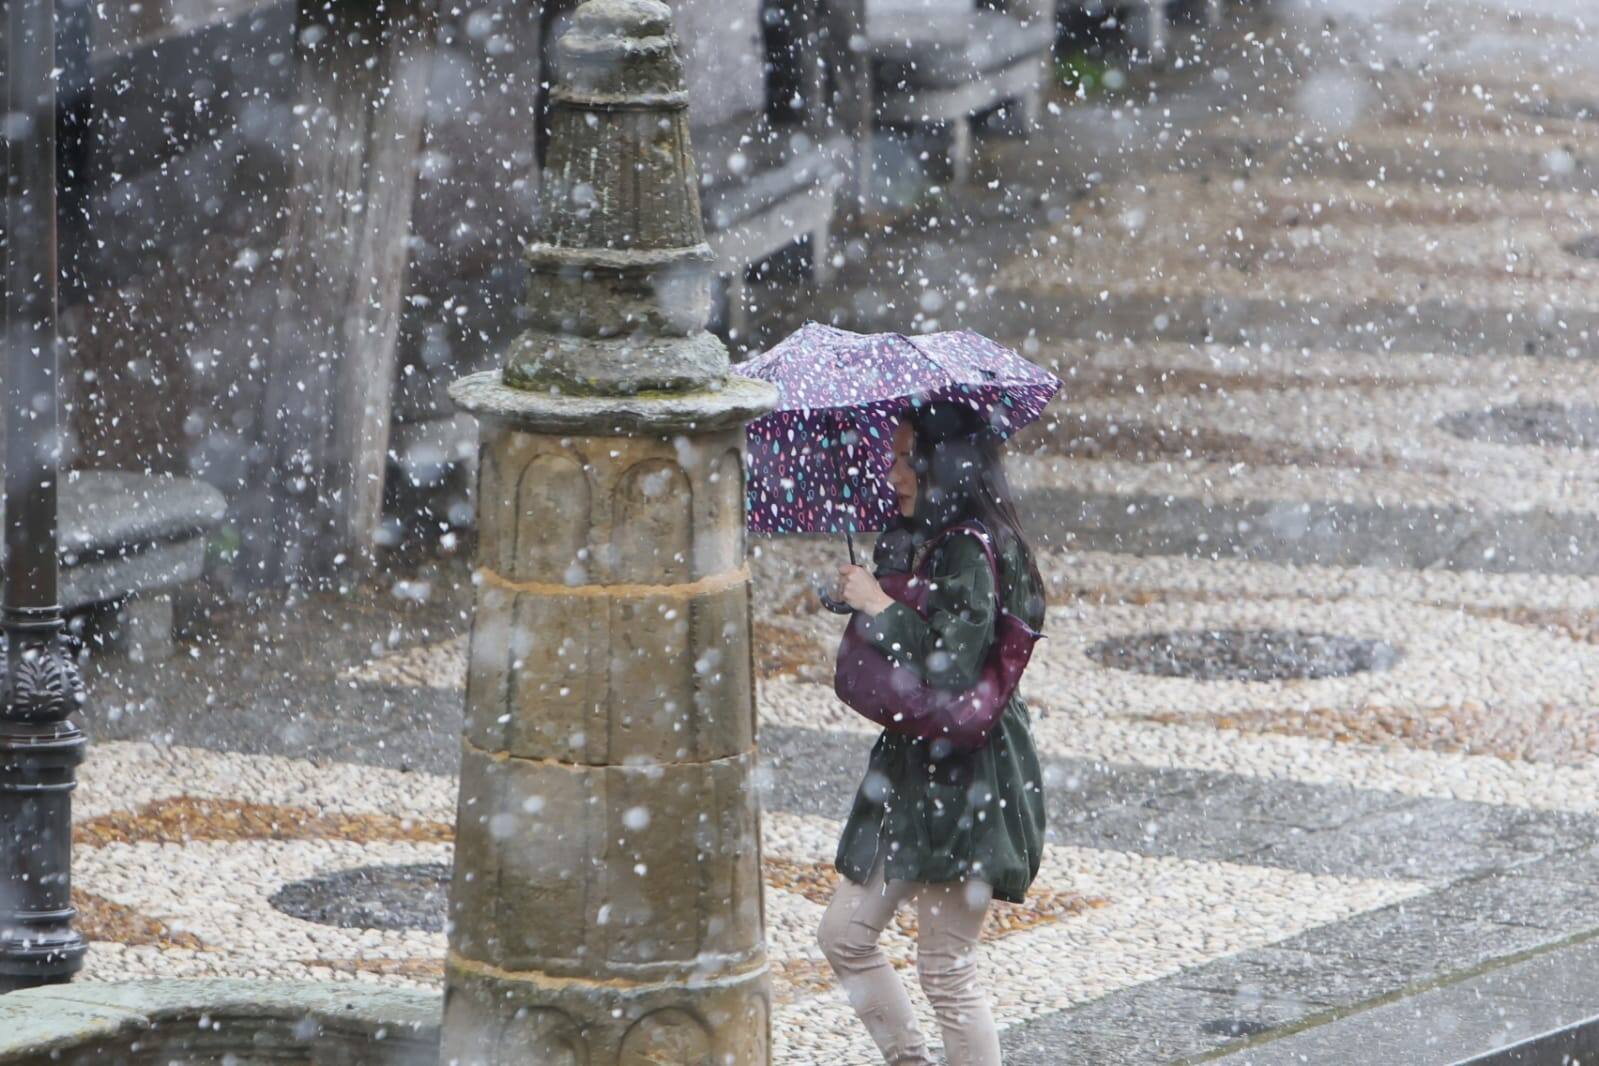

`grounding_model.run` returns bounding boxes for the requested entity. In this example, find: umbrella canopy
[735,323,1061,535]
